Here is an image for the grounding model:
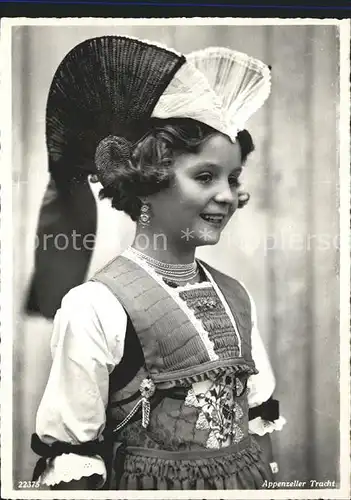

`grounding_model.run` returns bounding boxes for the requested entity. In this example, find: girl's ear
[238,191,250,209]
